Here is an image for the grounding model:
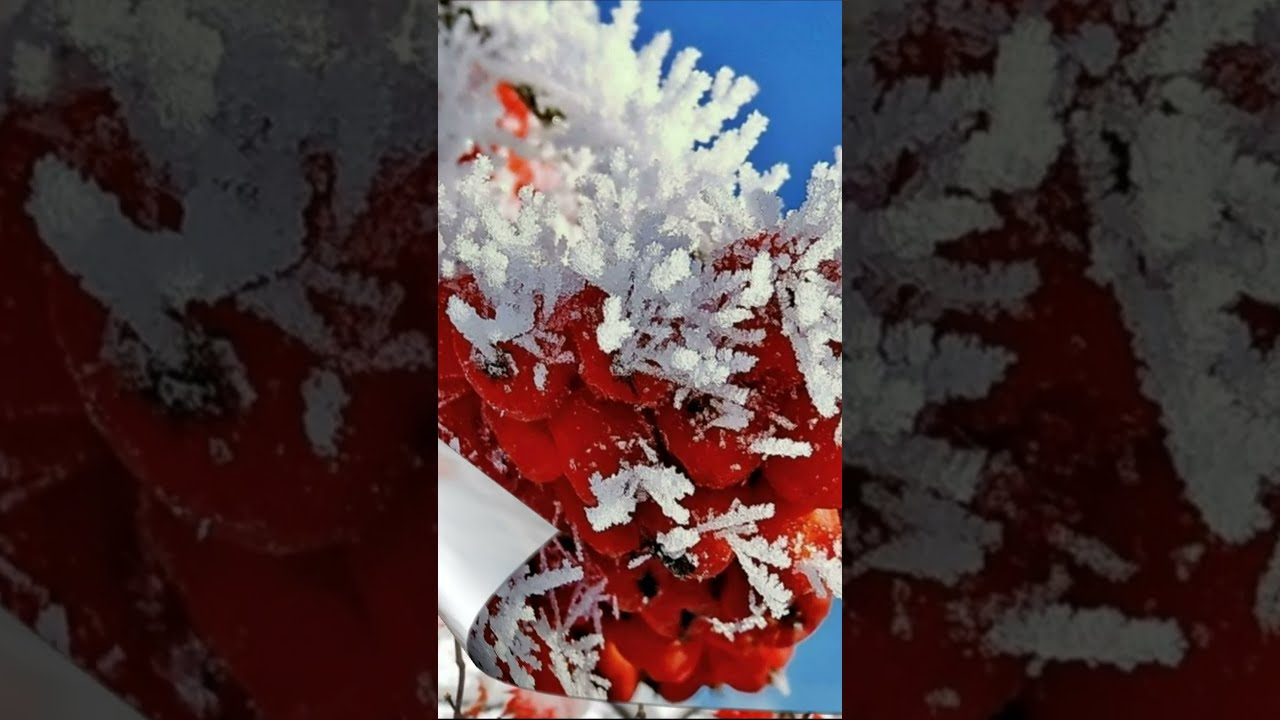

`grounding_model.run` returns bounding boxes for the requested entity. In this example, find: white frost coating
[595,296,633,353]
[924,688,962,711]
[438,0,842,422]
[1256,537,1280,635]
[725,532,794,619]
[749,437,813,458]
[985,605,1188,671]
[1074,7,1280,545]
[1064,23,1119,78]
[855,484,1002,586]
[584,463,695,531]
[300,368,348,459]
[740,252,775,309]
[957,17,1064,193]
[207,438,232,465]
[9,40,54,100]
[34,604,70,655]
[49,0,225,133]
[796,549,842,601]
[468,549,612,698]
[1047,526,1138,583]
[11,0,439,407]
[655,499,775,558]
